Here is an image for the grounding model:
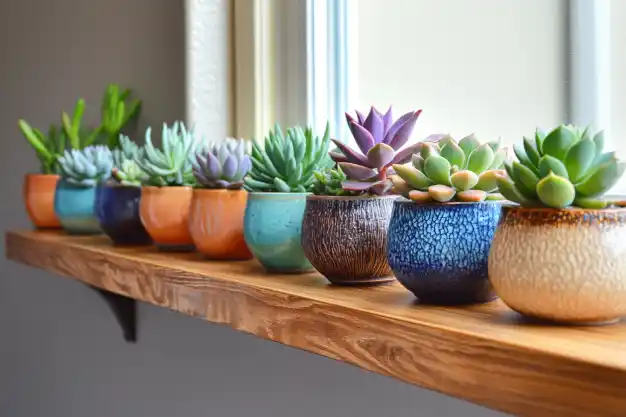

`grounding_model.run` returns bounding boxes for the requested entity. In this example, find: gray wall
[0,0,506,416]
